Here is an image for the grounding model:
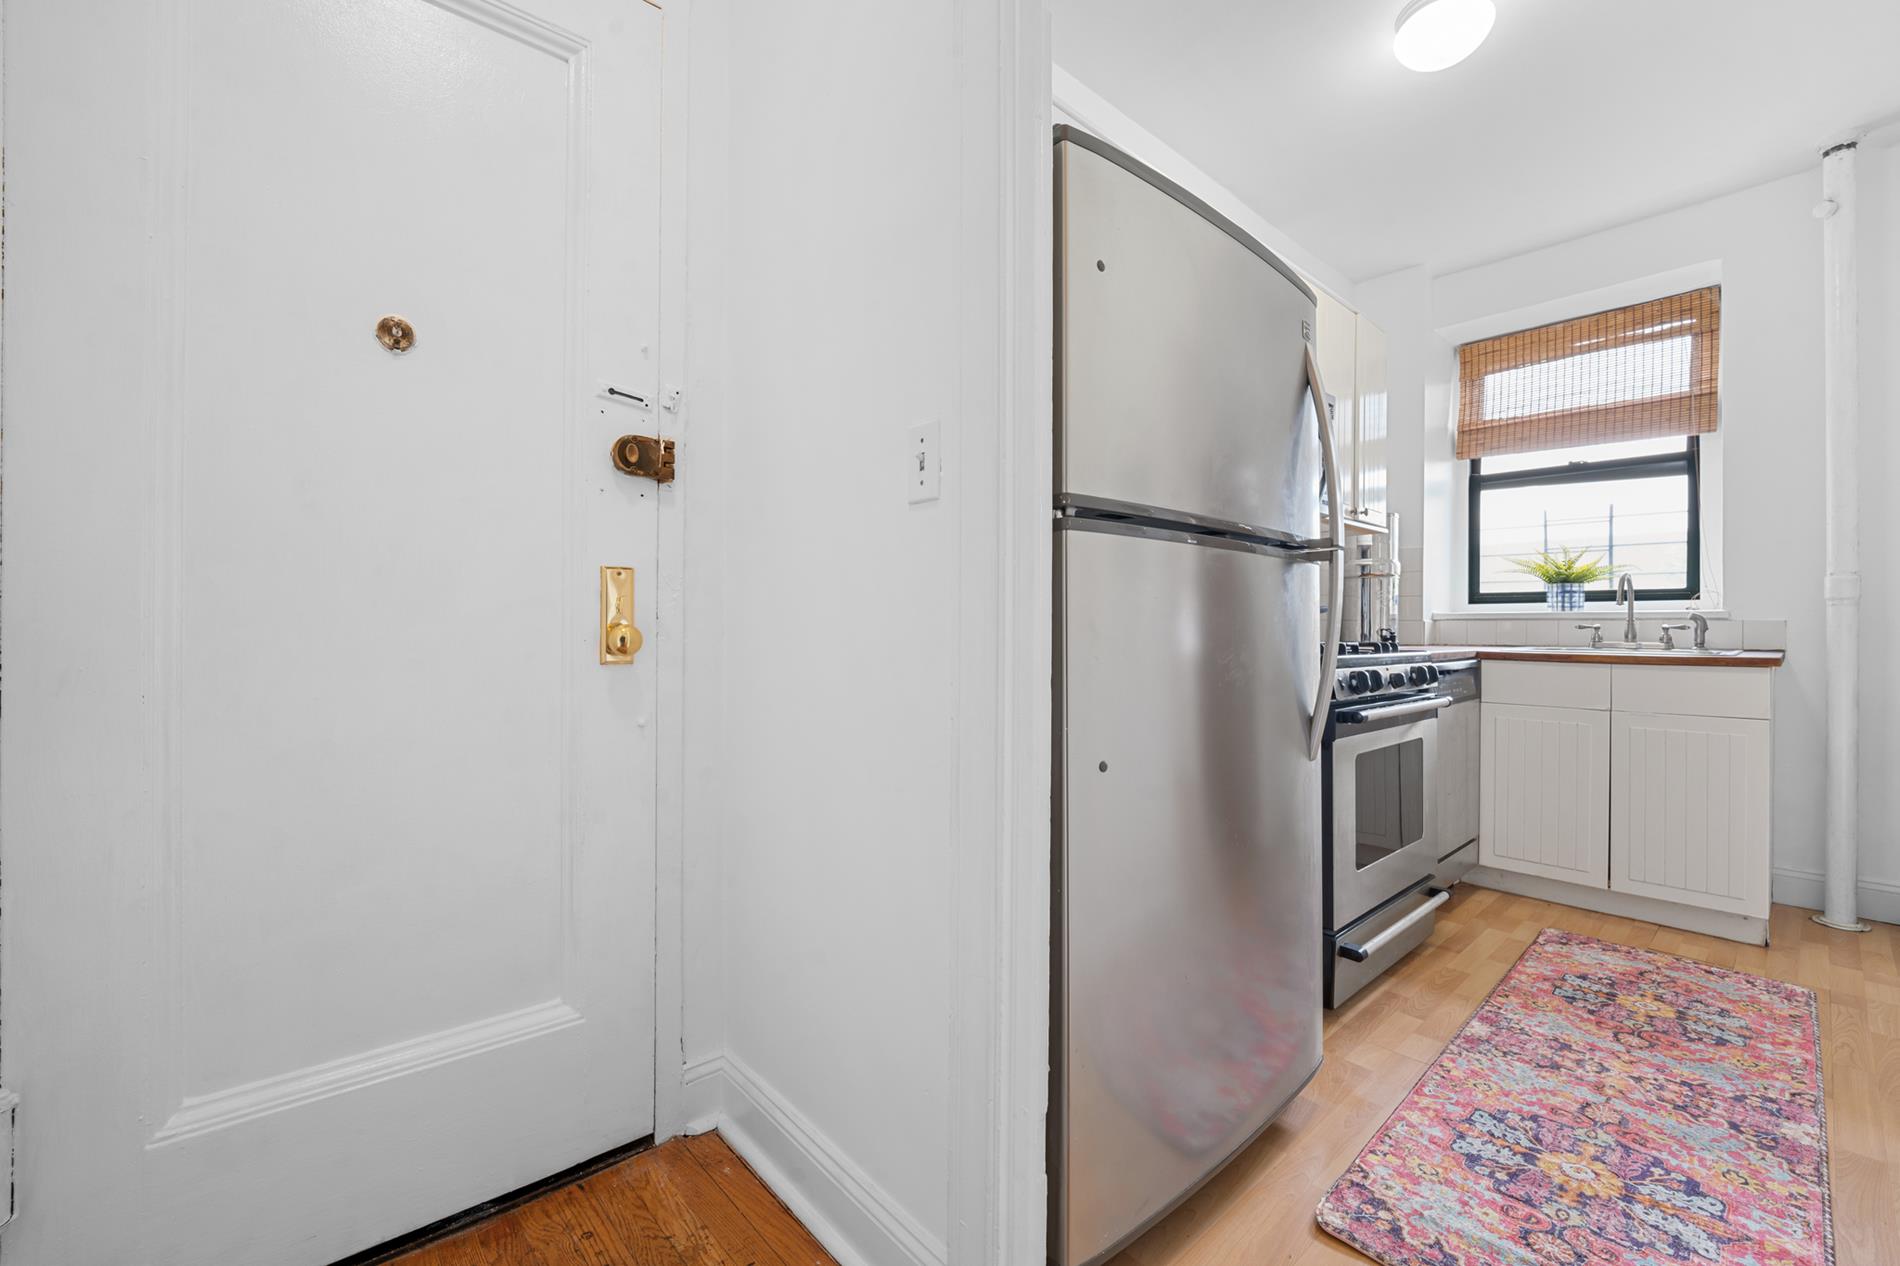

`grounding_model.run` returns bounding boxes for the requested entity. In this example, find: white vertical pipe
[1817,140,1871,932]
